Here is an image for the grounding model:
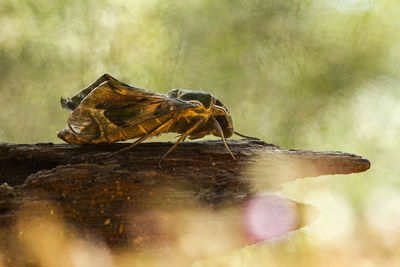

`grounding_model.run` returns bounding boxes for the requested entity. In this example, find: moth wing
[61,74,126,112]
[65,80,197,142]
